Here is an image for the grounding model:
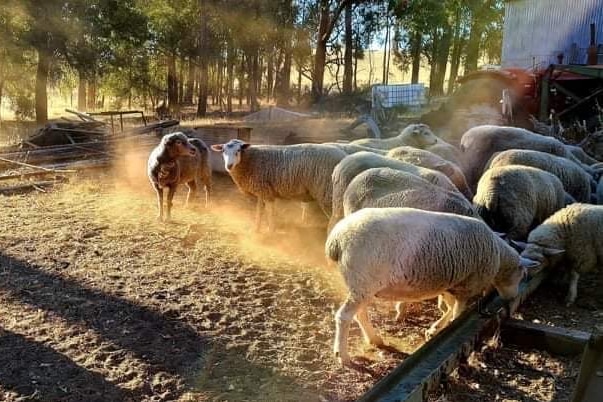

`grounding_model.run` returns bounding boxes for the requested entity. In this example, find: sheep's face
[162,133,197,158]
[495,256,539,300]
[211,140,251,171]
[520,243,565,274]
[400,124,438,148]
